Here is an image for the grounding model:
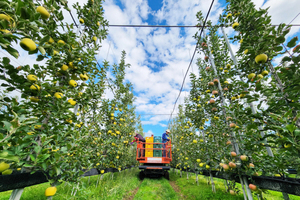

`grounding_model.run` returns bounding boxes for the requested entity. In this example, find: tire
[164,171,169,180]
[139,171,145,180]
